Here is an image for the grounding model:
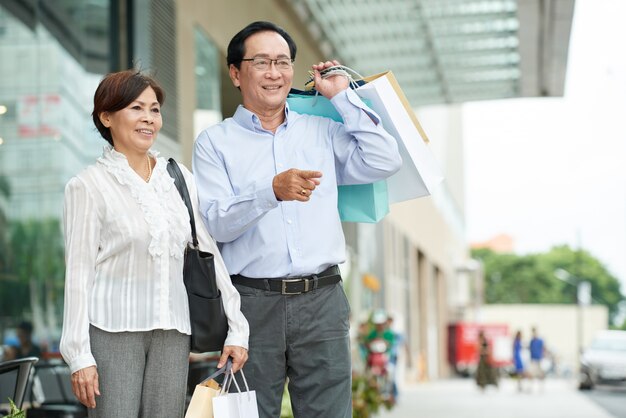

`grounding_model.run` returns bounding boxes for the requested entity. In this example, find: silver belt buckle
[281,278,309,295]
